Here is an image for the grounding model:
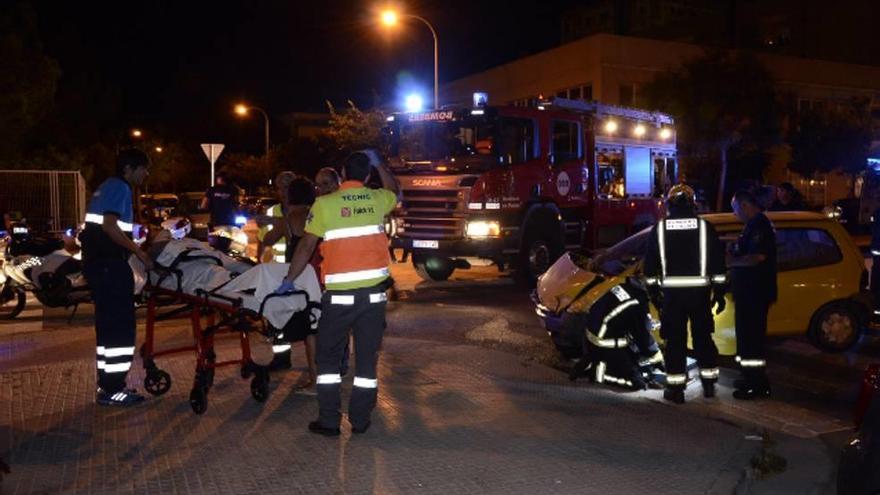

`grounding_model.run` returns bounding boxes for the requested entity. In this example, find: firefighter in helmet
[643,184,727,404]
[576,276,664,390]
